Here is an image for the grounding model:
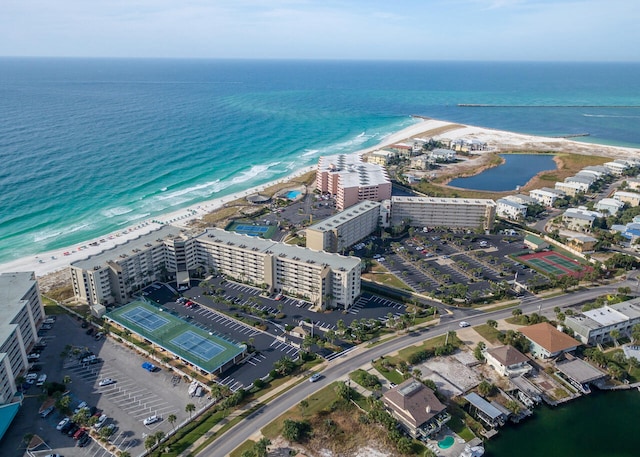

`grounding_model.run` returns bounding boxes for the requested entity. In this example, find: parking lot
[381,230,546,301]
[141,278,418,392]
[4,313,204,457]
